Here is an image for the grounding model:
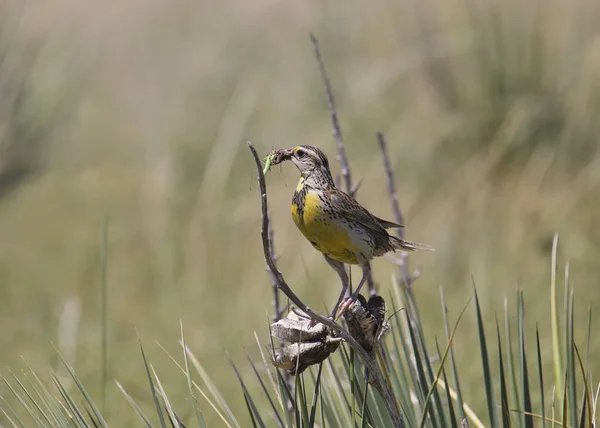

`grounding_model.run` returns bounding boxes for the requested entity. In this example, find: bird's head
[272,145,331,178]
